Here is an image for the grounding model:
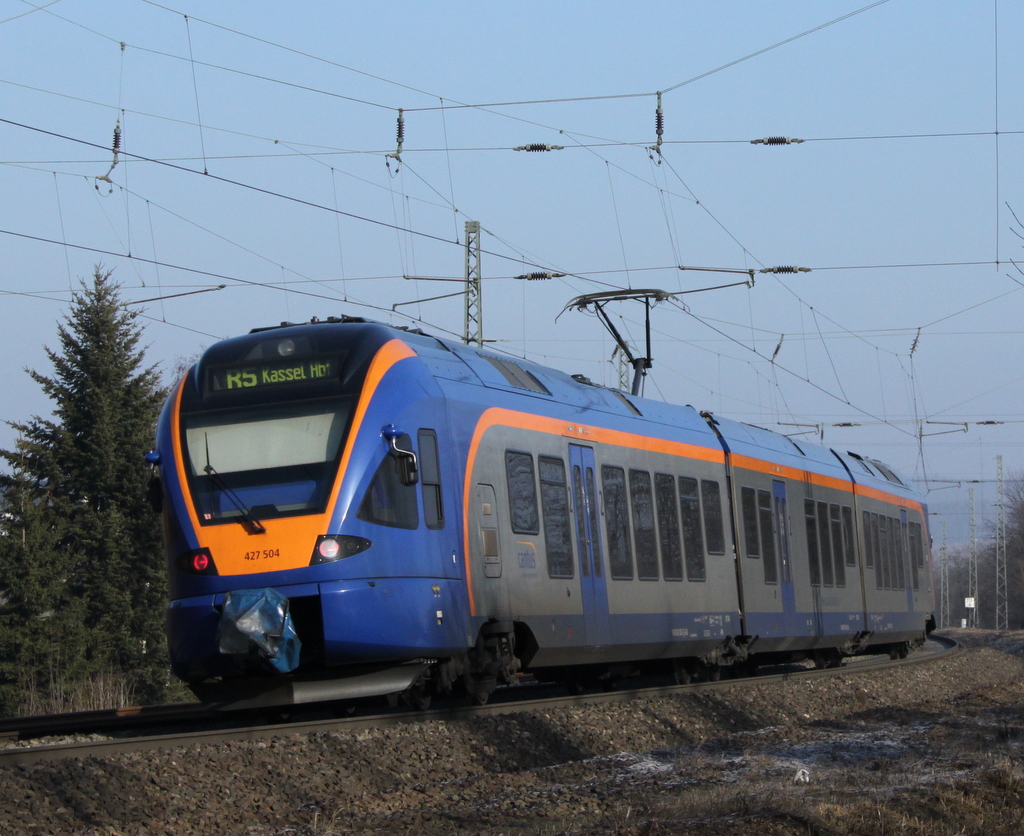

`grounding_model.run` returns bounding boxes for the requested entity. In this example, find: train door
[569,444,610,646]
[773,480,797,631]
